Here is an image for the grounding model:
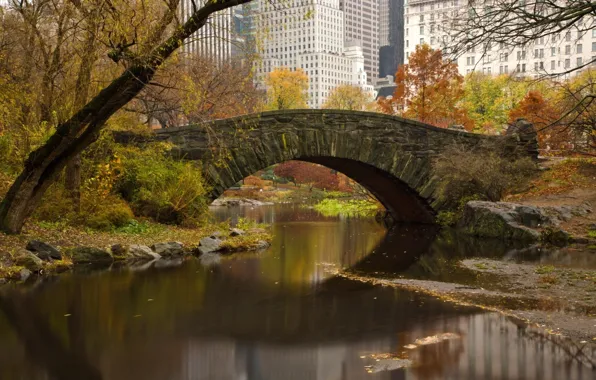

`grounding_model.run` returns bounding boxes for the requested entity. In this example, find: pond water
[0,204,594,379]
